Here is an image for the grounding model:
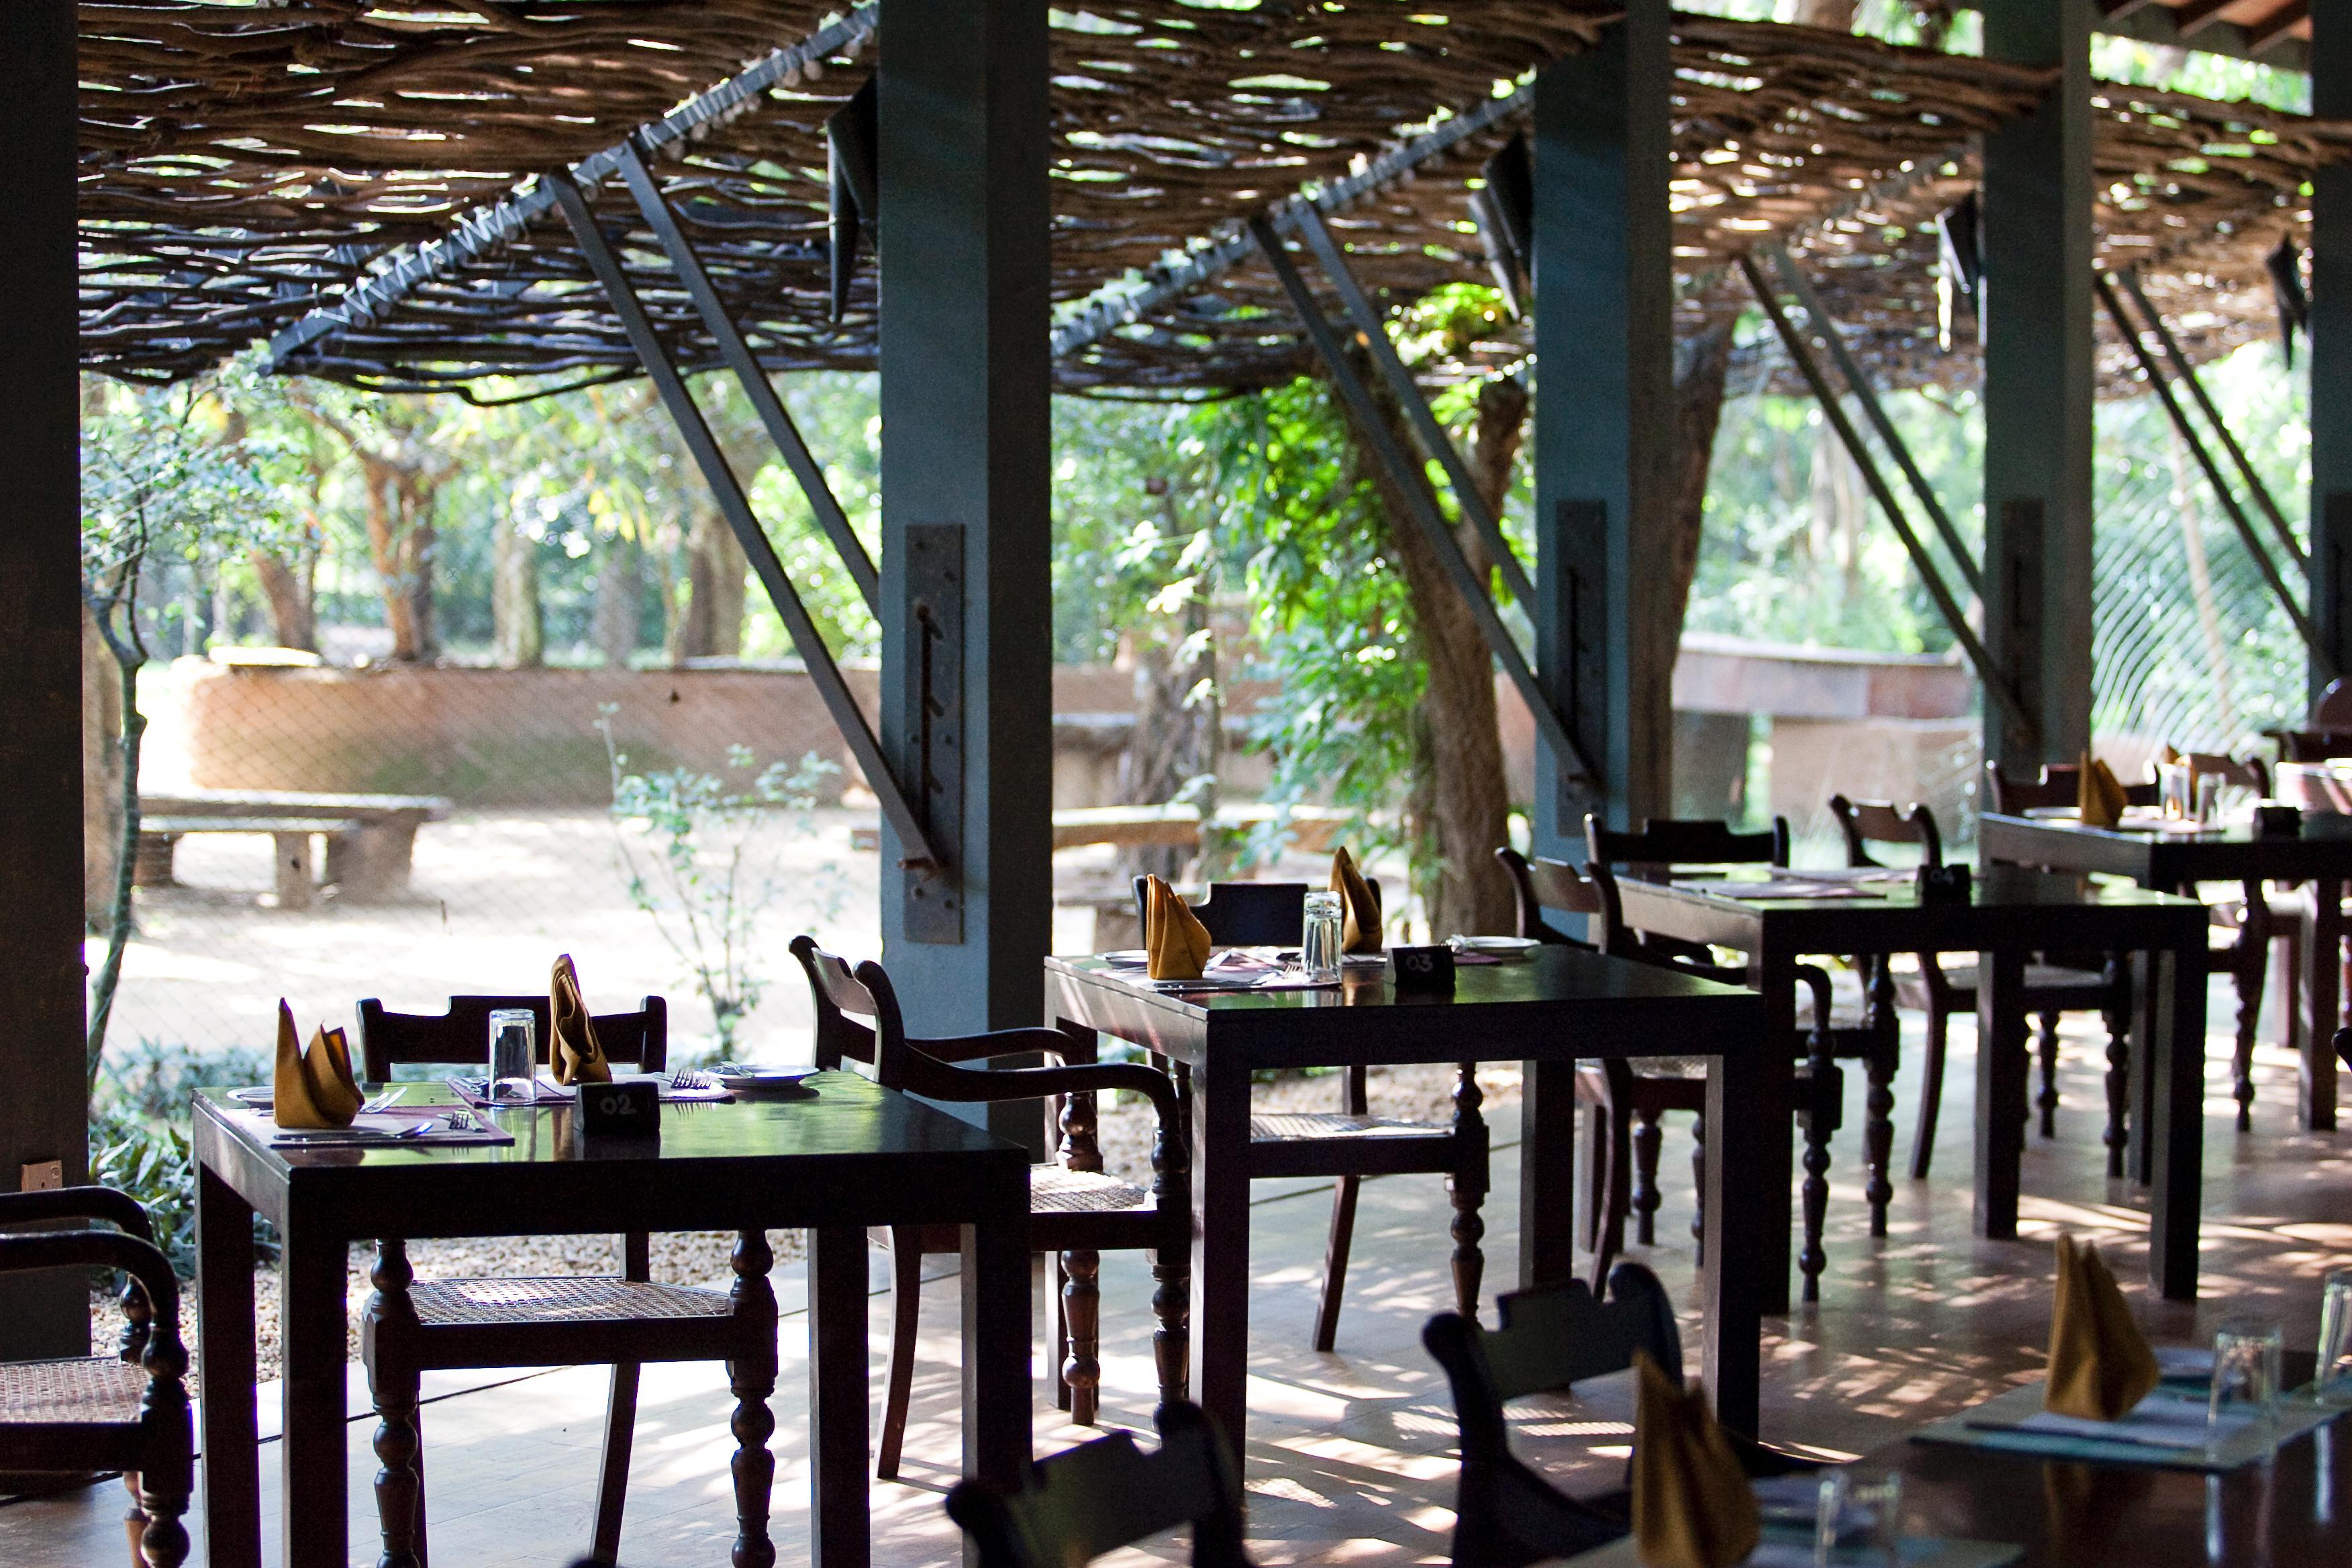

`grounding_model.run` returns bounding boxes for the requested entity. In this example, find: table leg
[195,1163,258,1568]
[279,1220,346,1568]
[961,1170,1032,1565]
[2302,876,2342,1131]
[2147,940,2208,1300]
[1190,1057,1251,1455]
[807,1224,863,1568]
[1747,948,1799,1316]
[1518,1058,1580,1289]
[2130,948,2156,1188]
[1973,947,2029,1240]
[1702,1050,1763,1437]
